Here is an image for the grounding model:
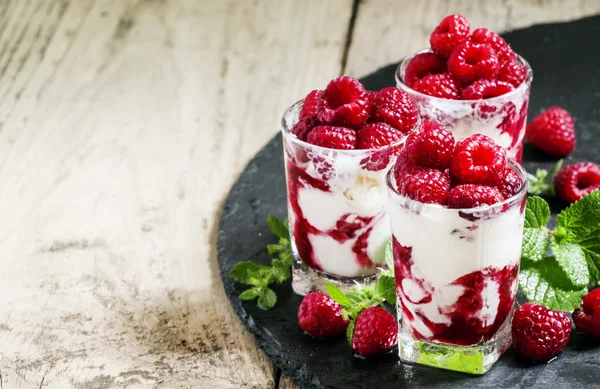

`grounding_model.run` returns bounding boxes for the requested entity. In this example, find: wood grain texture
[0,0,352,388]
